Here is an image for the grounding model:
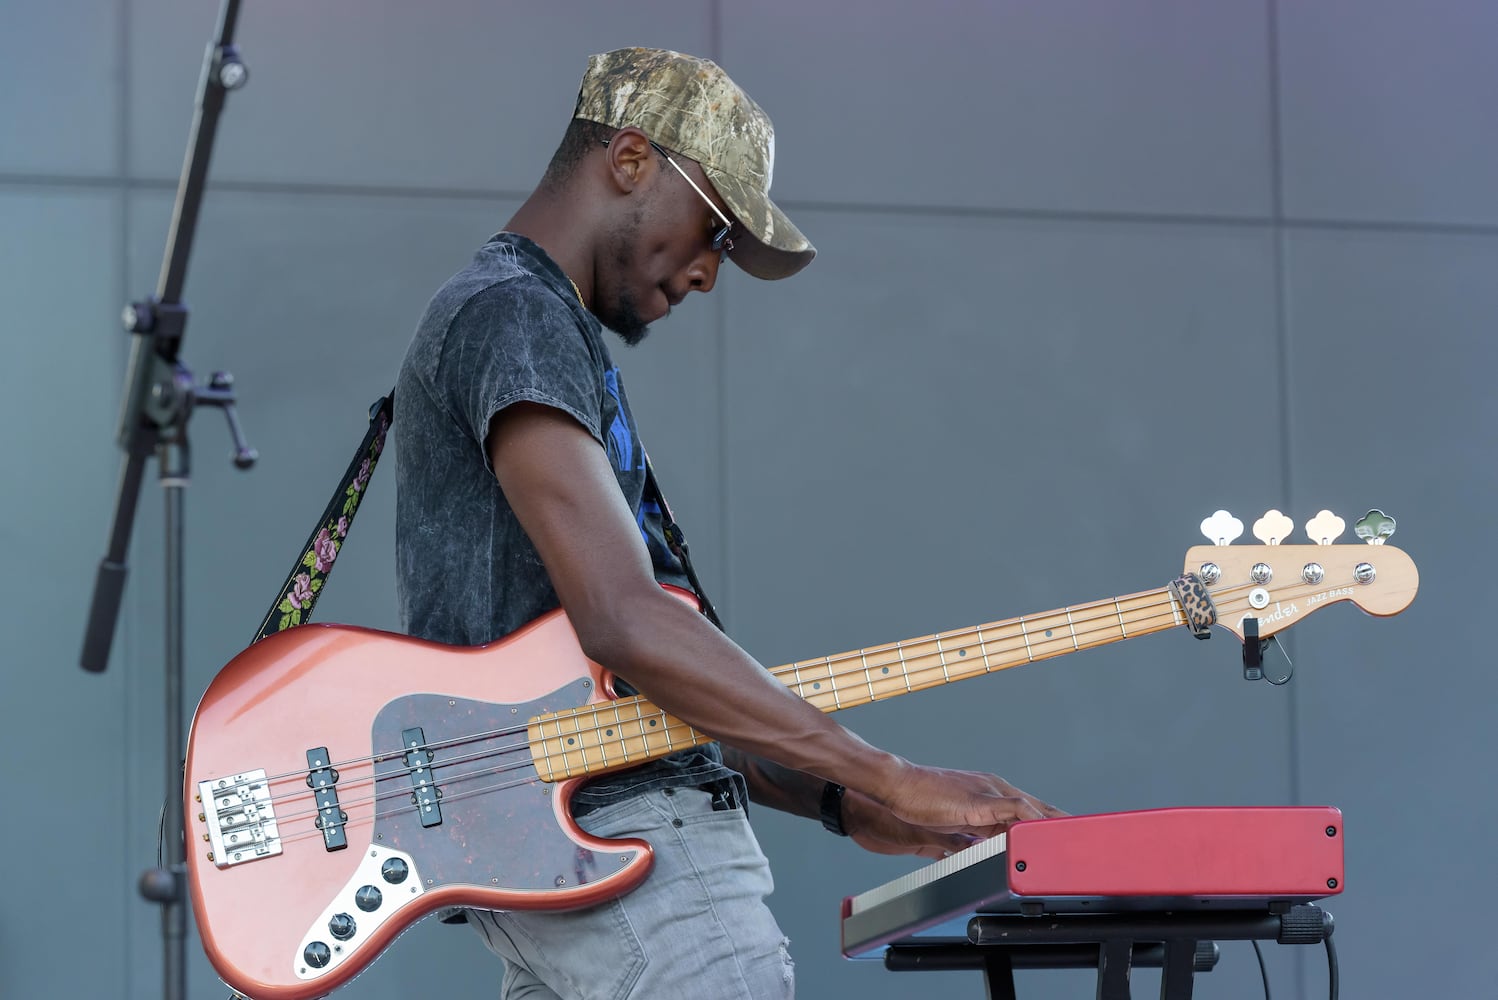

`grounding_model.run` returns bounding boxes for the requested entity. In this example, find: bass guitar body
[185,604,657,1000]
